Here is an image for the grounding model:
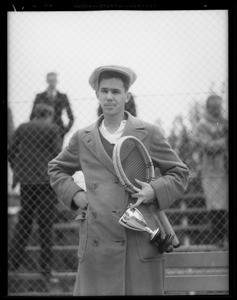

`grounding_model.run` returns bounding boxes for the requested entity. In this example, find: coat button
[91,182,98,189]
[92,239,99,246]
[112,209,123,217]
[120,240,126,246]
[92,210,97,218]
[116,209,122,217]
